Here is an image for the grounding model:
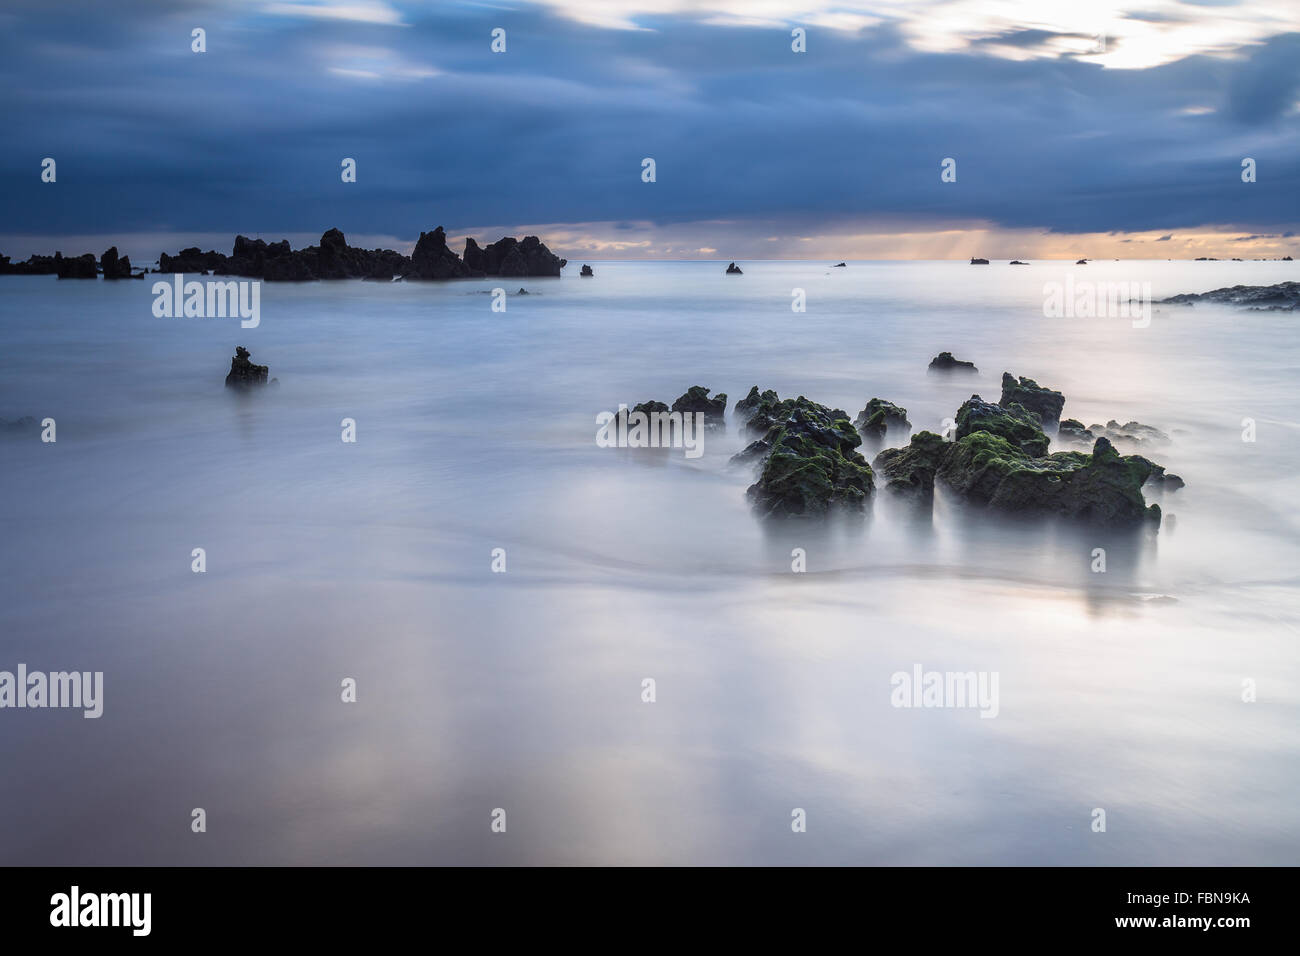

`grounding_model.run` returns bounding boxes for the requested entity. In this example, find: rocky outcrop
[1087,420,1170,447]
[100,247,136,279]
[955,395,1050,456]
[854,398,910,441]
[1000,372,1064,424]
[497,236,567,277]
[671,386,727,429]
[408,227,470,280]
[1076,259,1088,265]
[1010,260,1029,265]
[928,351,977,373]
[224,346,269,389]
[1057,419,1094,444]
[873,431,947,503]
[1161,282,1300,312]
[833,262,846,267]
[938,433,1160,527]
[726,262,743,274]
[731,388,873,518]
[580,264,594,277]
[55,252,97,279]
[159,246,227,275]
[0,254,59,275]
[970,257,989,265]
